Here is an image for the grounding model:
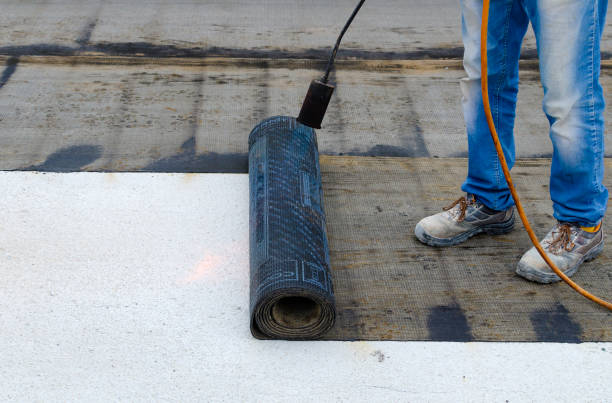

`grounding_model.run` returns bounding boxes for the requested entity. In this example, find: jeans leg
[524,0,608,226]
[460,0,530,211]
